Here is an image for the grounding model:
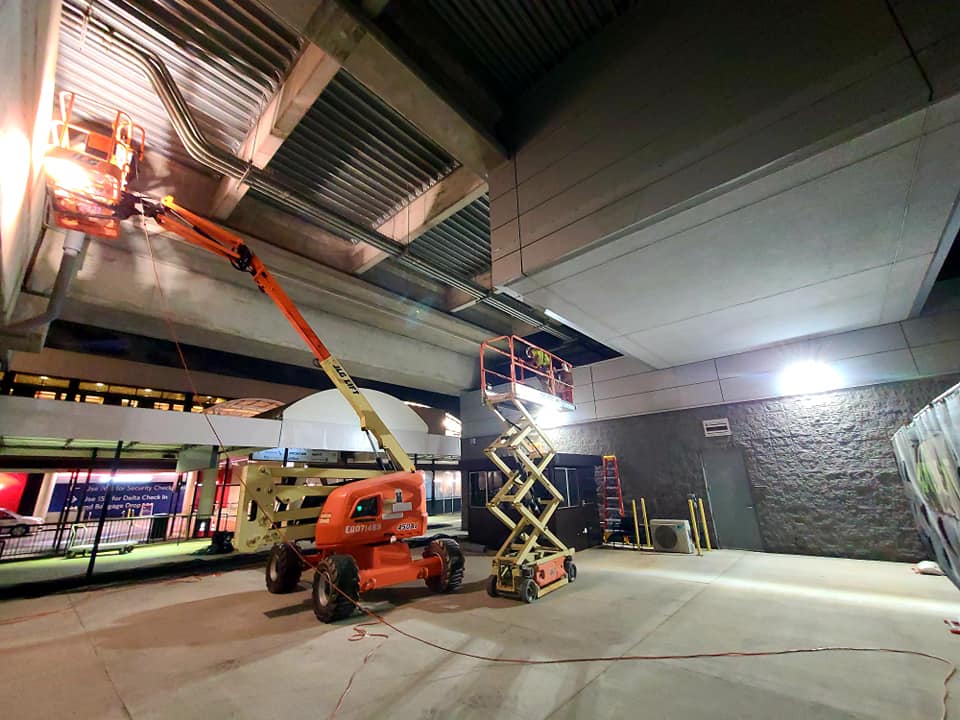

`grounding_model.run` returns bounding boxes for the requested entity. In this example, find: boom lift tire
[313,554,360,622]
[423,538,465,593]
[265,543,302,594]
[485,575,499,598]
